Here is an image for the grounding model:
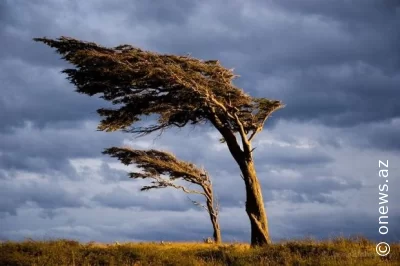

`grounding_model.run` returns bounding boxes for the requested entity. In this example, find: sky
[0,0,399,243]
